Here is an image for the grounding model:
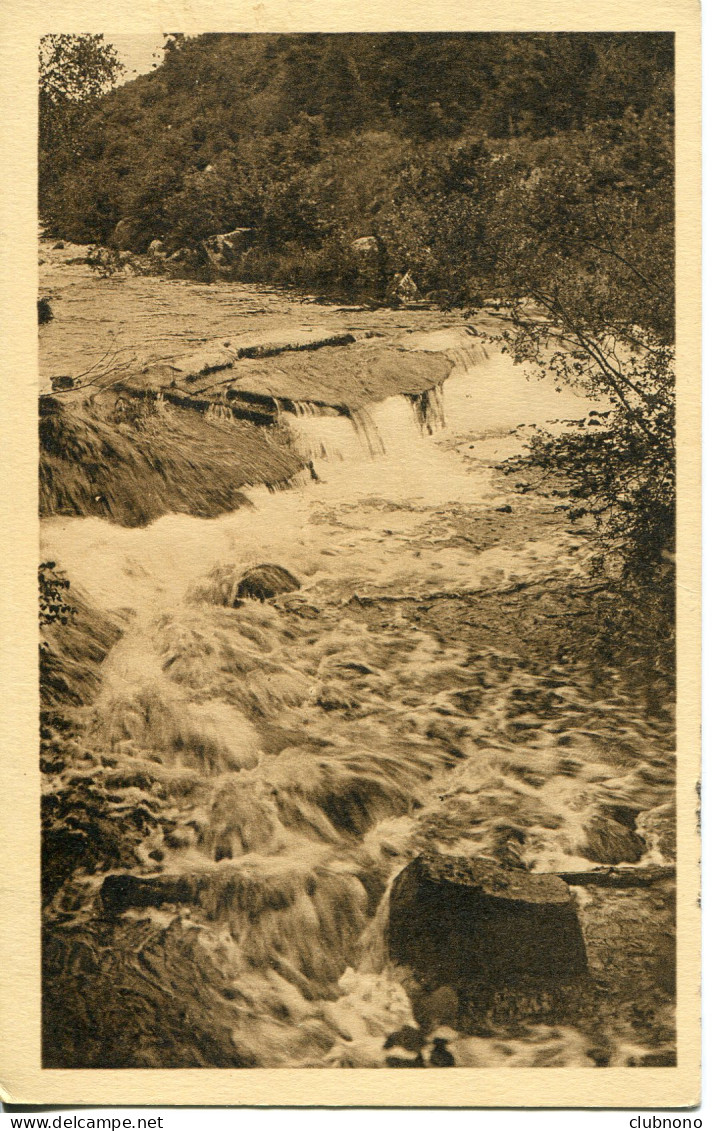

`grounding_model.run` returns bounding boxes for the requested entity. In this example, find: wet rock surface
[388,854,588,989]
[235,563,301,602]
[43,916,255,1068]
[580,810,646,865]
